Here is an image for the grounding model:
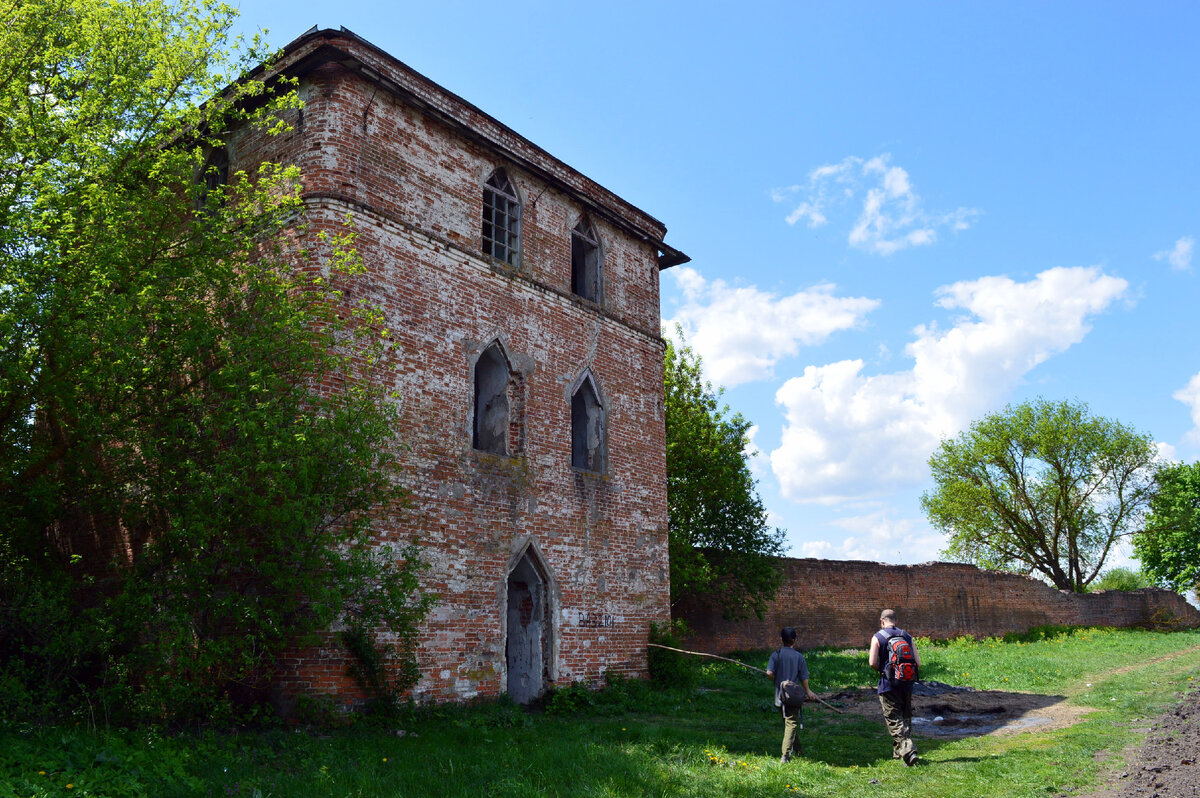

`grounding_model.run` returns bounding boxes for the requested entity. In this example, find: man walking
[869,609,920,766]
[766,627,817,763]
